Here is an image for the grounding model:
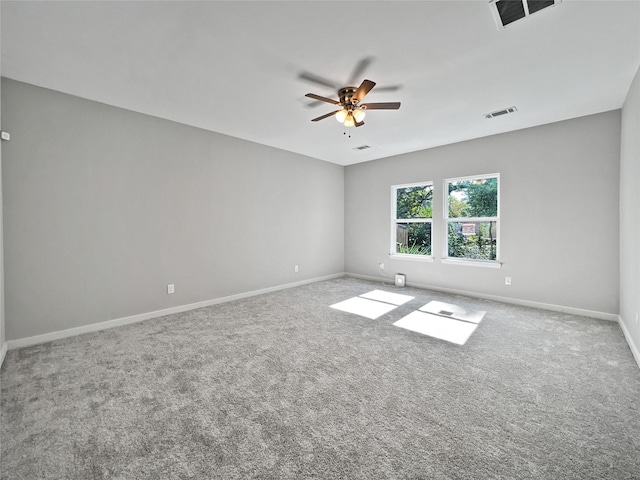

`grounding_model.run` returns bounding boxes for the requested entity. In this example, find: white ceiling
[2,1,639,166]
